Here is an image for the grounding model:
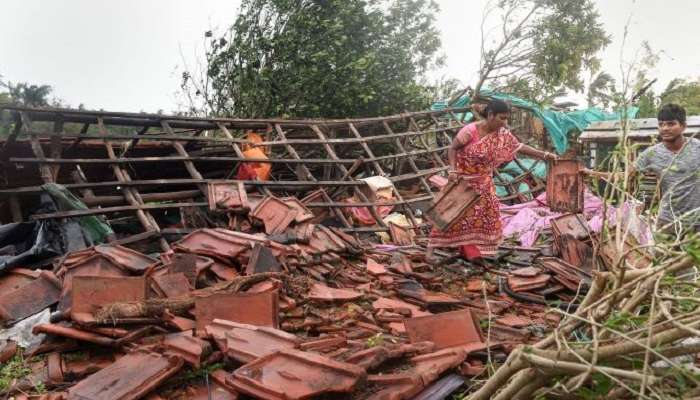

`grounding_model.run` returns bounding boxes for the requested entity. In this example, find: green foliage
[0,351,32,392]
[185,0,443,118]
[603,311,647,331]
[574,372,614,399]
[366,332,384,347]
[481,0,610,102]
[587,71,615,108]
[659,78,700,115]
[531,0,611,92]
[636,89,658,118]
